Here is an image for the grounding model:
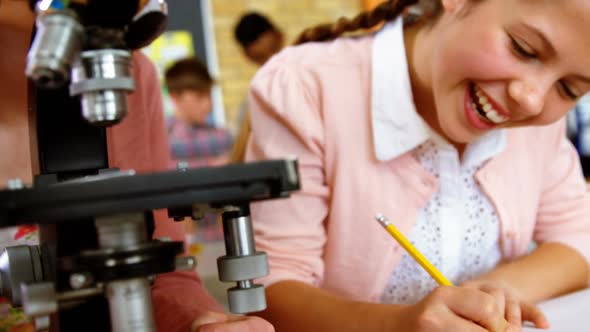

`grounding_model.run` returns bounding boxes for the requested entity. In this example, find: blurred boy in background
[165,57,233,168]
[164,58,228,278]
[231,12,284,162]
[234,12,284,67]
